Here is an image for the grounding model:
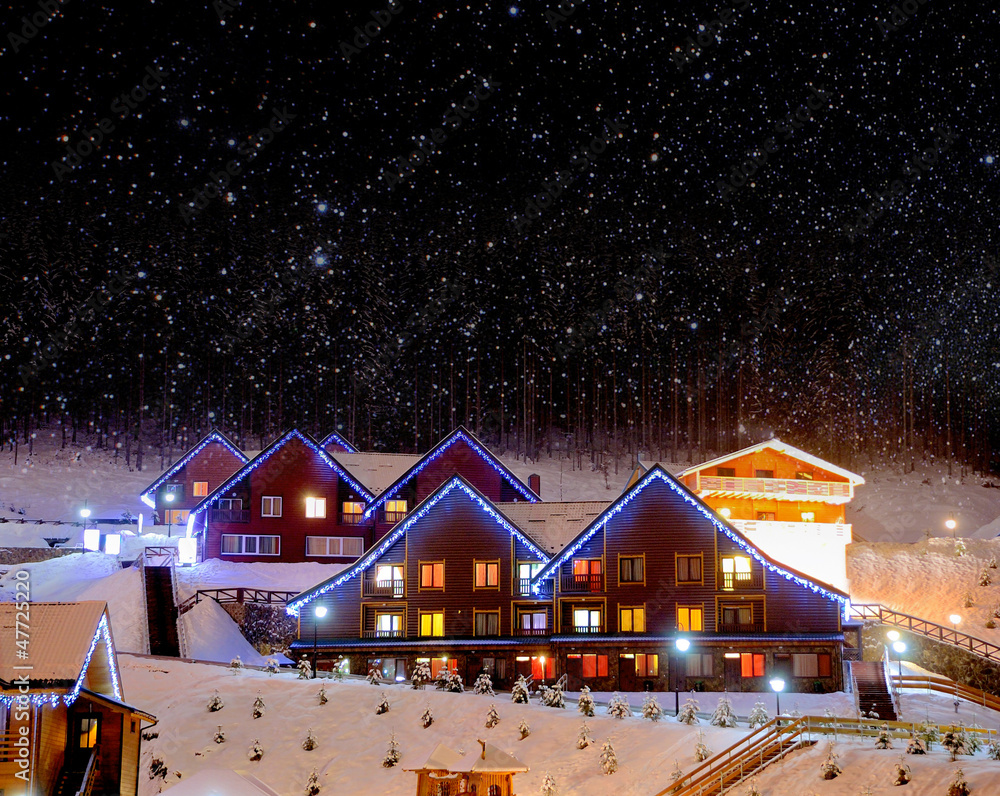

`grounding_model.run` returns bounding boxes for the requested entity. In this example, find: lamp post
[770,677,785,719]
[950,614,961,635]
[80,505,91,532]
[312,605,328,679]
[164,492,175,538]
[892,641,906,681]
[675,638,690,715]
[946,516,957,546]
